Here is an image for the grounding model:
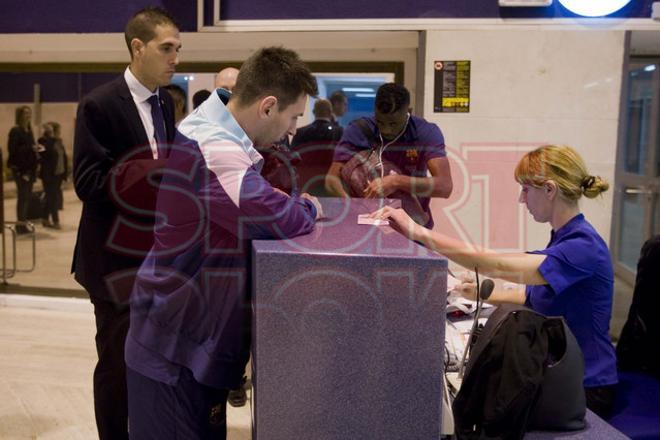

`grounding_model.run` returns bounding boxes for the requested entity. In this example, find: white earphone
[376,112,411,179]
